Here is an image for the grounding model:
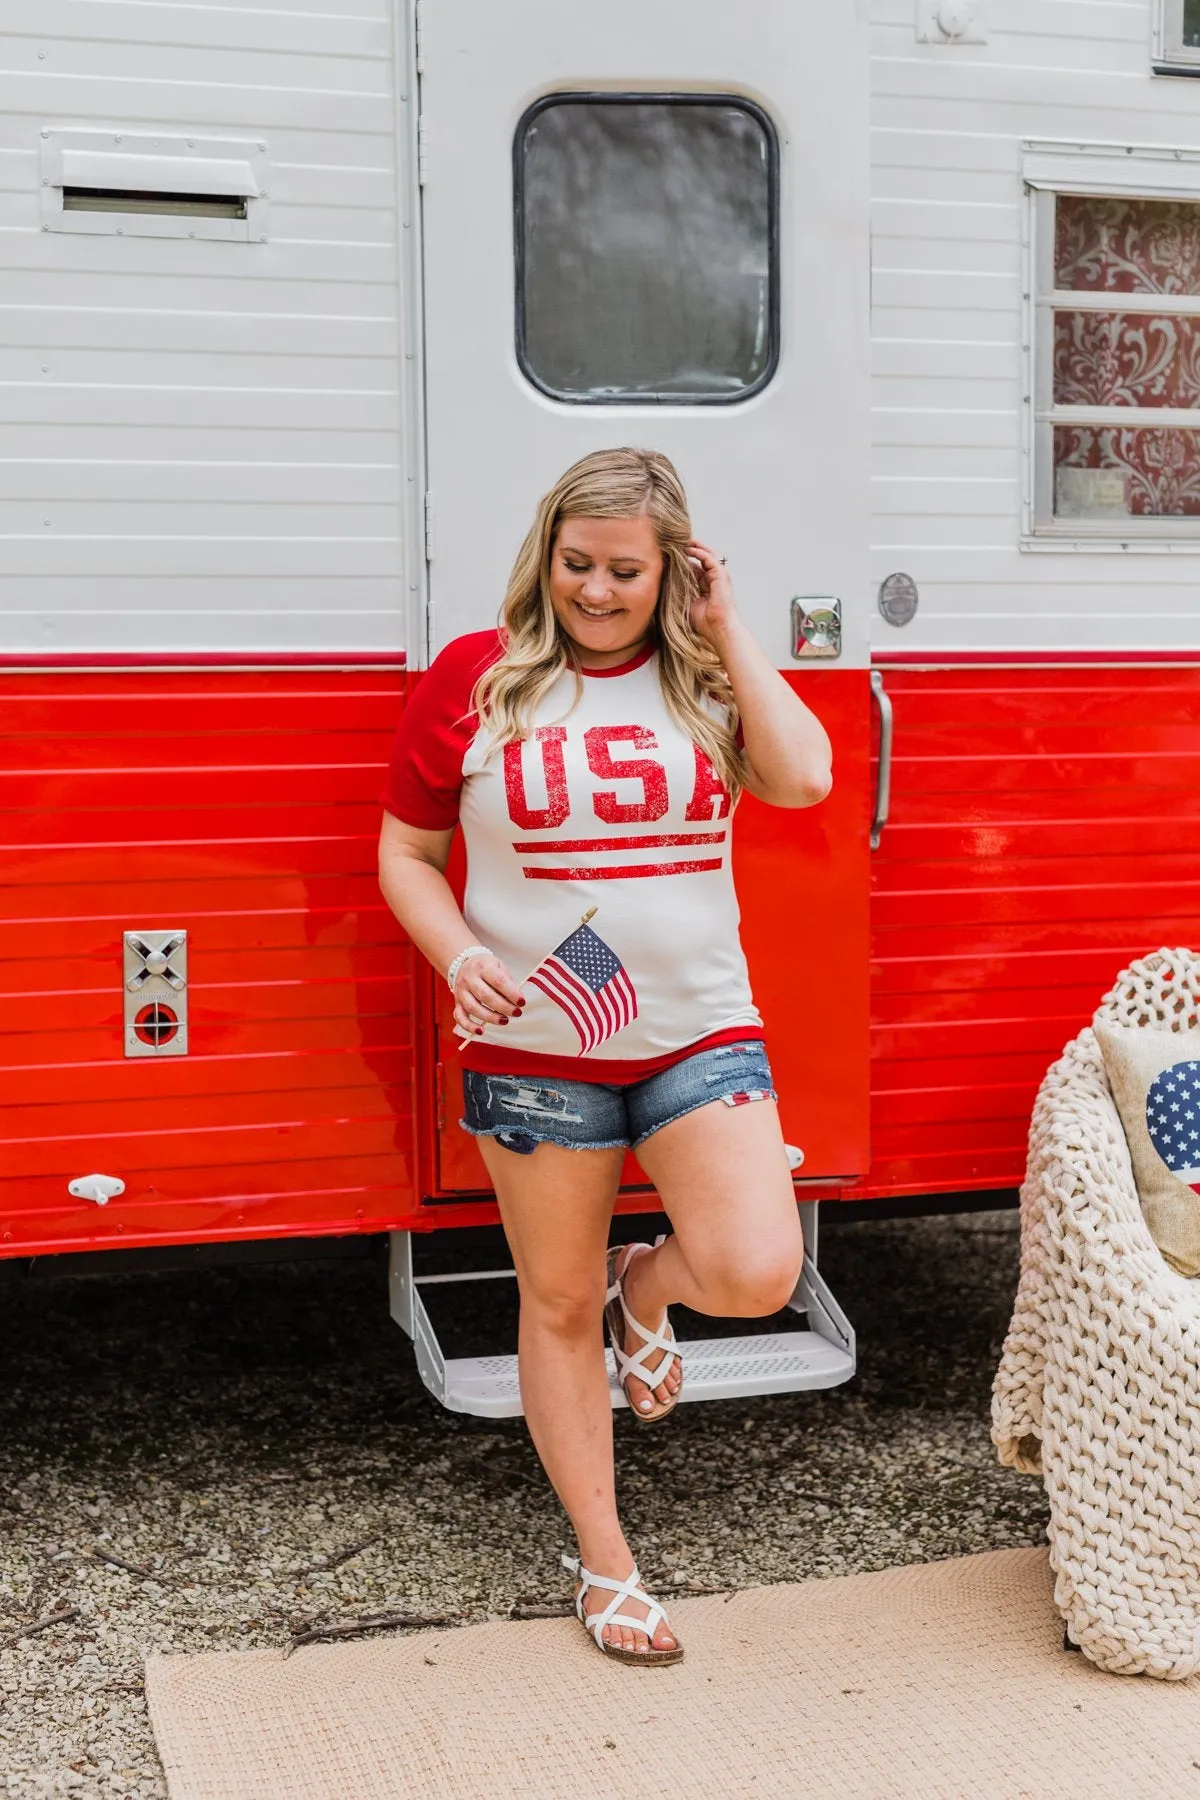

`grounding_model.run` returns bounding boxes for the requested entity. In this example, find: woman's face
[547,514,664,667]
